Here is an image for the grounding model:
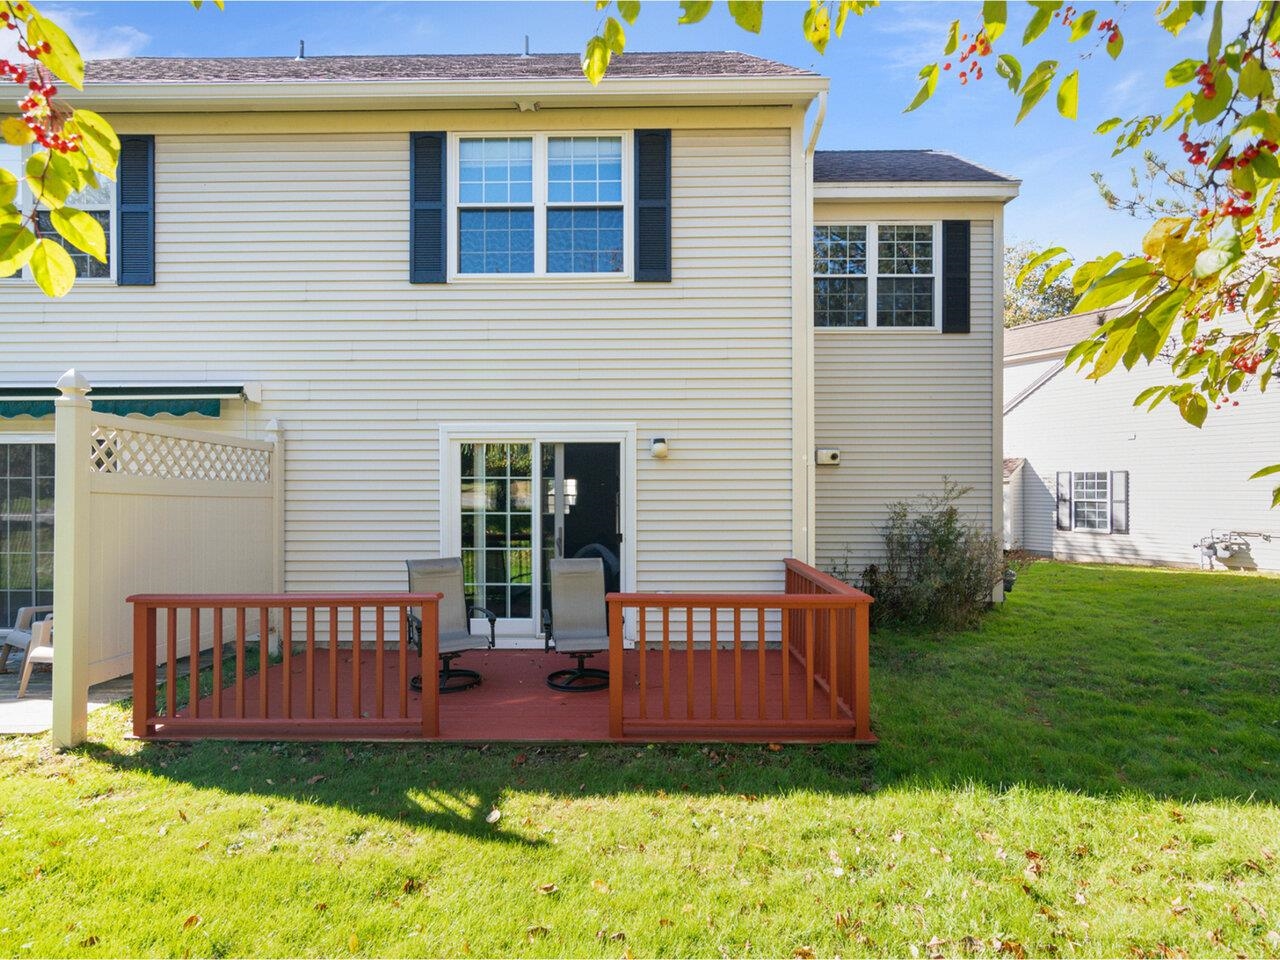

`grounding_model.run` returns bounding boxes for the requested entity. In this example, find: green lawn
[2,562,1278,958]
